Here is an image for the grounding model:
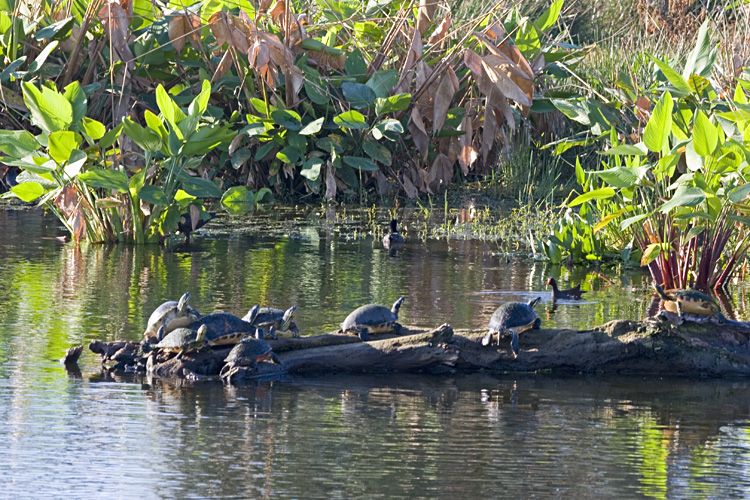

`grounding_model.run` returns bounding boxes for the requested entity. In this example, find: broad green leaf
[277,146,301,164]
[35,17,74,40]
[593,210,626,233]
[0,56,25,82]
[372,118,403,140]
[221,186,254,215]
[685,225,705,241]
[22,82,73,134]
[343,156,378,171]
[270,109,302,130]
[593,167,637,188]
[301,158,323,180]
[641,243,662,266]
[567,187,615,207]
[342,81,376,108]
[138,185,169,205]
[144,110,168,143]
[81,117,106,140]
[729,183,750,204]
[534,0,563,32]
[683,19,714,79]
[602,143,648,156]
[181,125,235,157]
[63,81,87,126]
[63,149,87,179]
[575,157,585,187]
[345,48,367,76]
[334,110,368,129]
[0,130,38,157]
[362,140,391,165]
[514,20,540,59]
[156,84,186,136]
[250,97,273,116]
[27,40,58,74]
[658,186,705,213]
[78,168,129,192]
[255,186,273,203]
[99,123,123,150]
[550,98,590,125]
[649,55,692,95]
[374,93,411,115]
[122,117,162,152]
[10,181,45,202]
[692,110,718,156]
[181,176,222,198]
[300,37,344,55]
[49,130,81,163]
[188,80,211,119]
[299,117,324,136]
[366,69,398,98]
[643,91,673,153]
